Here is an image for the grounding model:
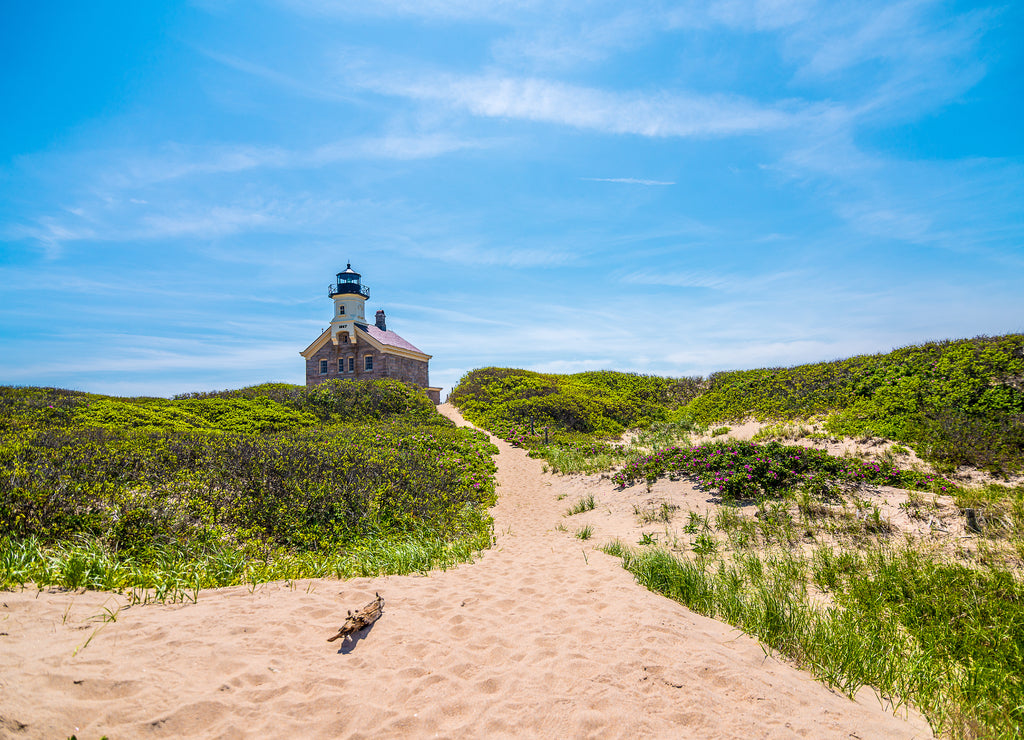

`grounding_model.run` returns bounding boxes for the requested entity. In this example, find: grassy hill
[448,367,701,442]
[689,334,1024,472]
[0,380,497,596]
[450,334,1024,473]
